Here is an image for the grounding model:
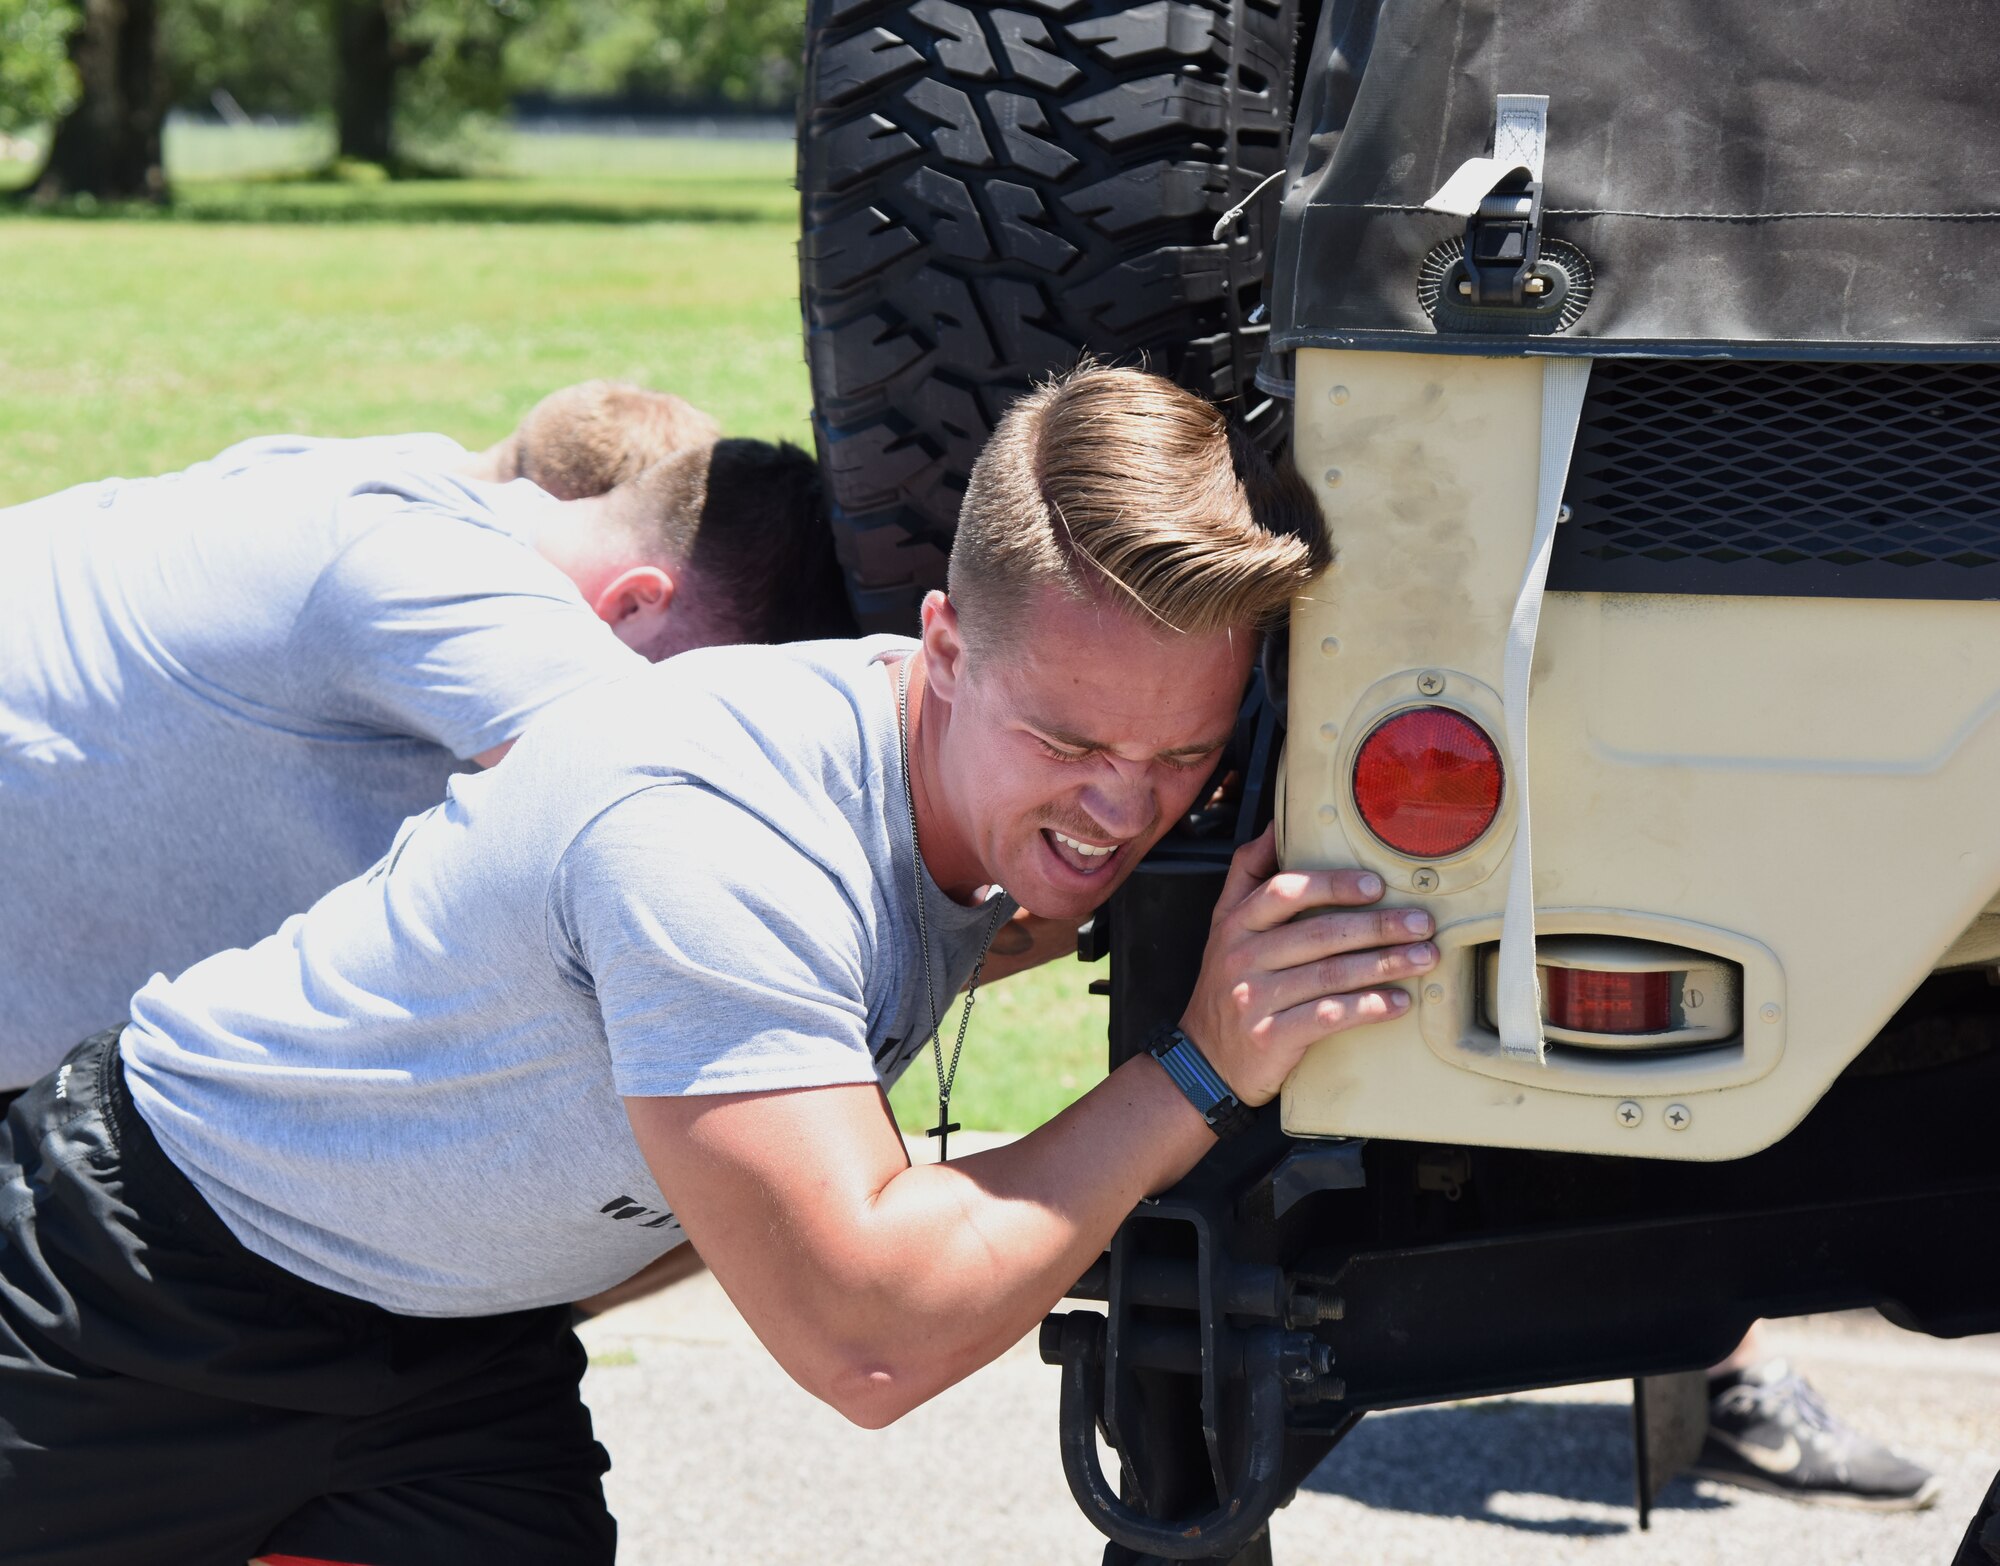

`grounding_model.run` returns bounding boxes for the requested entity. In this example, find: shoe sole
[1686,1465,1944,1513]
